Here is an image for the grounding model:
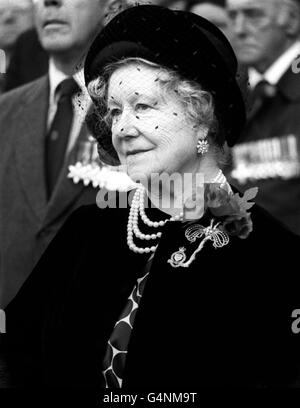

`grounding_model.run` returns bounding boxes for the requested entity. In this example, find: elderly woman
[3,5,300,389]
